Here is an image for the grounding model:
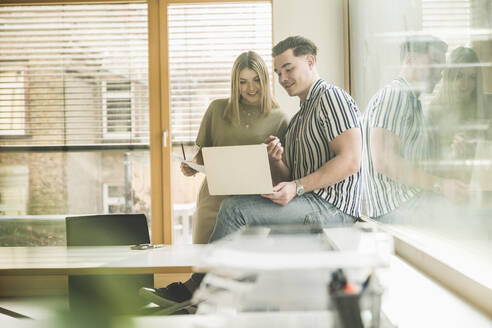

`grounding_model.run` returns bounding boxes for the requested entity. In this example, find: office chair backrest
[66,213,150,246]
[65,213,153,316]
